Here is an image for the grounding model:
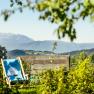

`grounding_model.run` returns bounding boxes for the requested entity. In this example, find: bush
[67,55,94,94]
[70,52,87,67]
[37,53,94,94]
[36,66,66,94]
